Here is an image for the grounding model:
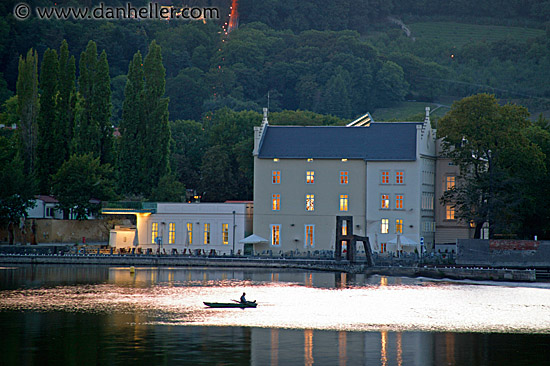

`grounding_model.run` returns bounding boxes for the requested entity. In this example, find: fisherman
[240,292,247,304]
